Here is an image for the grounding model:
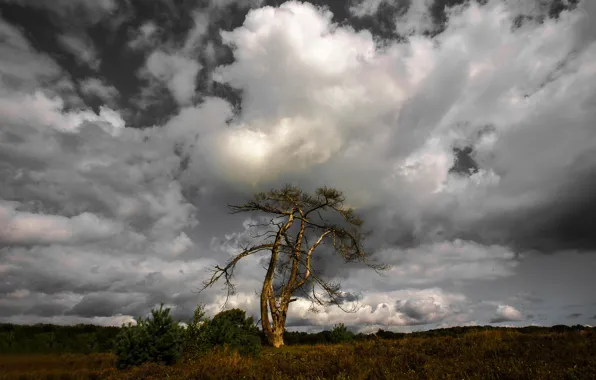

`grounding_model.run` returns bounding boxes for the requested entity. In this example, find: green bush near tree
[113,303,263,369]
[113,304,184,369]
[183,306,262,359]
[182,304,212,357]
